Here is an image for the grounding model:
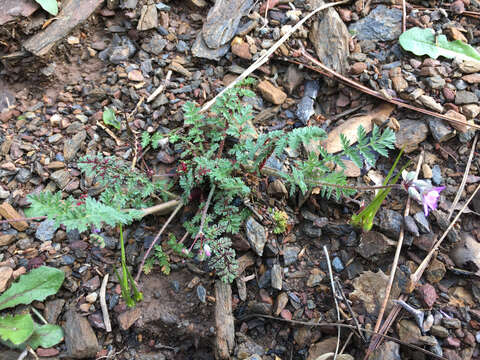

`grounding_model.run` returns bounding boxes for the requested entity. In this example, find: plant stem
[135,202,183,282]
[31,307,48,325]
[119,224,129,292]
